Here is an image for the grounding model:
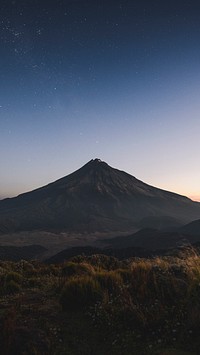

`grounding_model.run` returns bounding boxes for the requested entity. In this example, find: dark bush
[5,280,21,294]
[95,270,123,294]
[6,272,22,284]
[61,262,95,278]
[60,276,103,310]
